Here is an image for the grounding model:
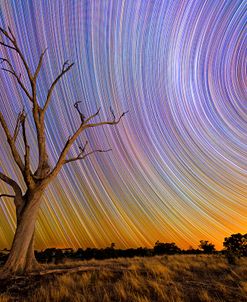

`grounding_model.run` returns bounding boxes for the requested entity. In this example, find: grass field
[0,255,247,301]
